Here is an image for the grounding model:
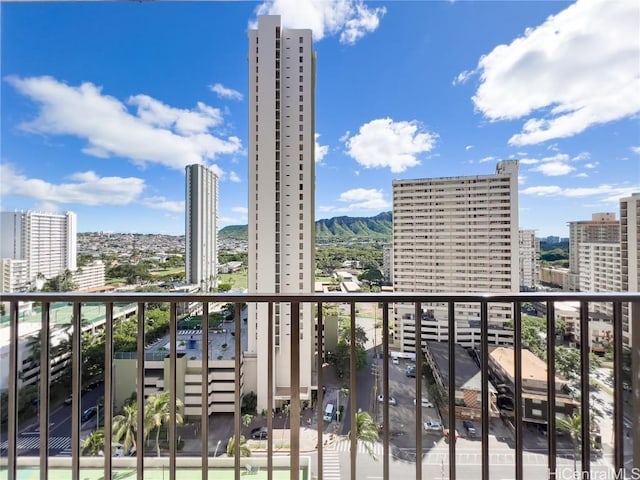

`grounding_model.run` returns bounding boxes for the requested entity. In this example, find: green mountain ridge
[219,211,393,243]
